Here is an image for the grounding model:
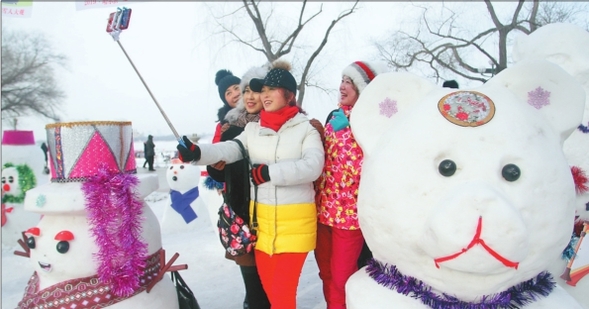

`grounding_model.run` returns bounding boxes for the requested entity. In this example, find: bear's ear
[350,72,437,154]
[486,59,585,143]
